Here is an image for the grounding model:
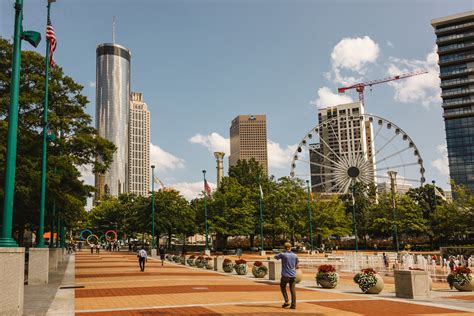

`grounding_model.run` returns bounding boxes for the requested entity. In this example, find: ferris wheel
[290,113,425,193]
